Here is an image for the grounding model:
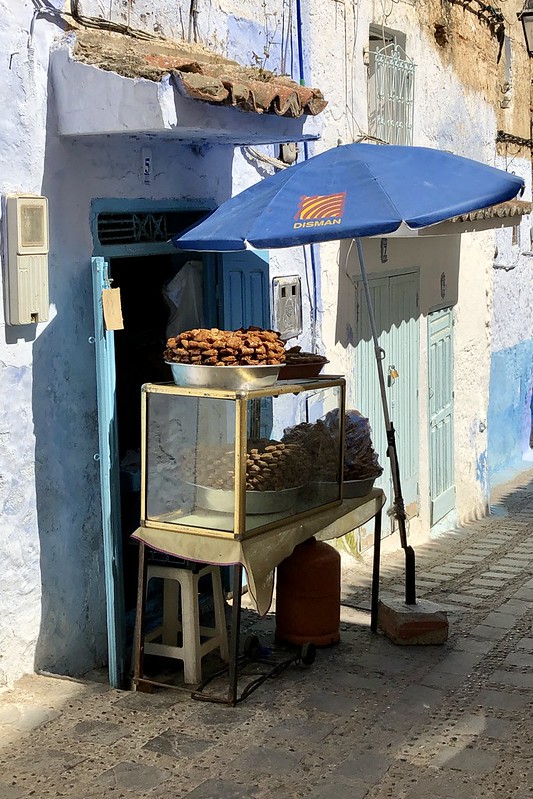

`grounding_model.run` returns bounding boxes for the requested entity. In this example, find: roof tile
[72,28,327,119]
[450,199,531,222]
